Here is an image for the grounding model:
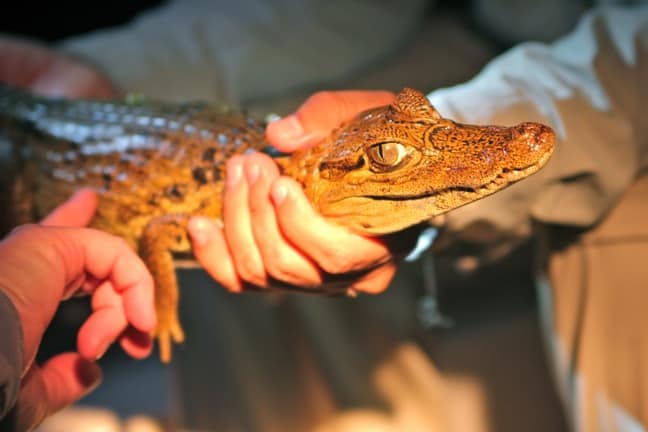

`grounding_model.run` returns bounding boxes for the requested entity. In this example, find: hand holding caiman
[0,85,554,362]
